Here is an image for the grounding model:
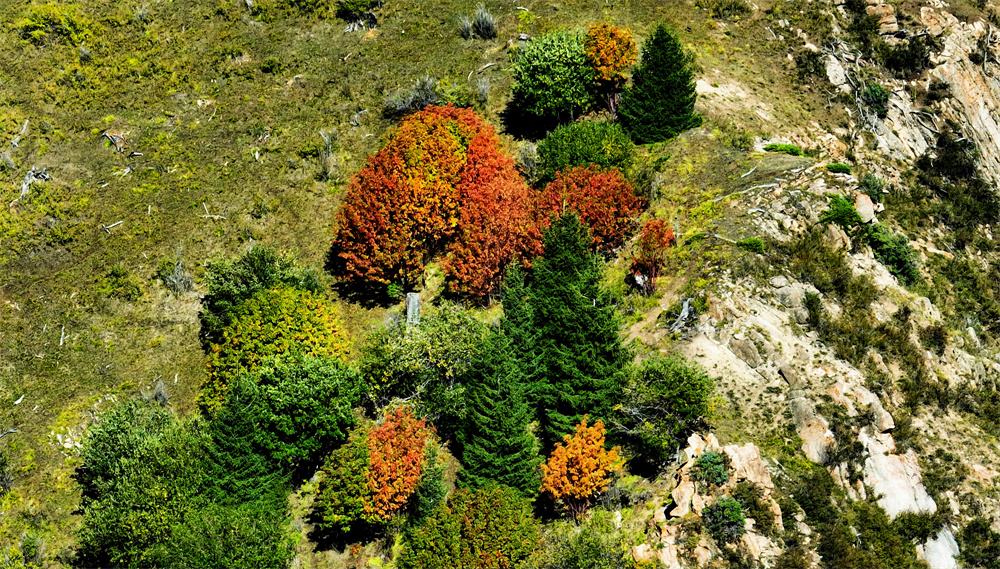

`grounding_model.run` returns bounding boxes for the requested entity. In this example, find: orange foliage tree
[540,416,622,520]
[314,407,437,532]
[584,23,638,115]
[630,219,676,294]
[536,165,646,252]
[330,105,536,300]
[365,407,435,522]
